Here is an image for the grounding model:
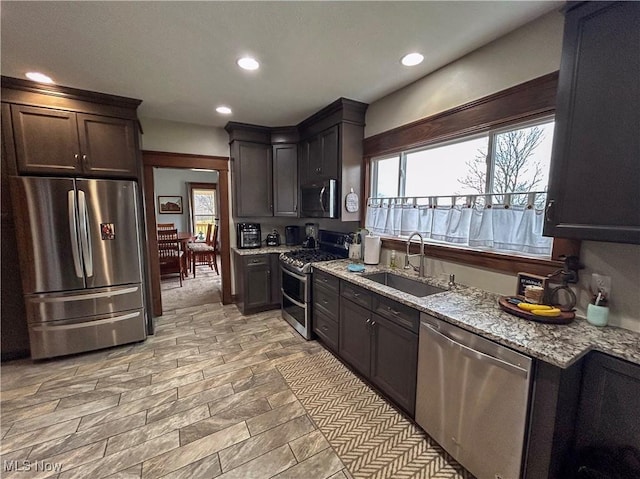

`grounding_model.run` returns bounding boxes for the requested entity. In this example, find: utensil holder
[586,303,609,327]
